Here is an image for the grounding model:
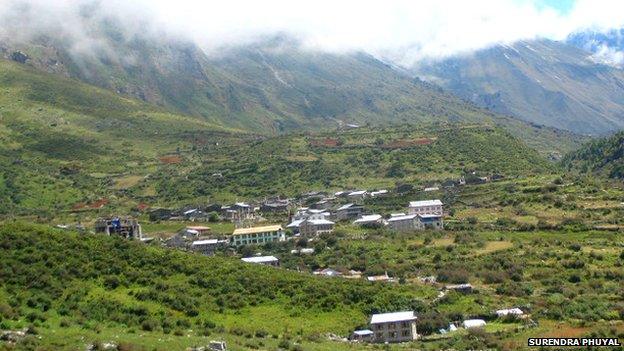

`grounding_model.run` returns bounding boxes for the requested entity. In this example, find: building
[334,203,365,221]
[387,214,423,232]
[230,225,285,246]
[445,283,473,293]
[369,311,418,343]
[496,308,524,318]
[350,330,374,342]
[347,190,368,201]
[287,208,332,234]
[370,189,389,198]
[221,202,255,222]
[241,255,279,266]
[314,268,341,277]
[353,214,384,227]
[367,273,398,283]
[95,217,142,239]
[408,200,443,216]
[419,214,444,230]
[462,319,486,329]
[299,218,335,236]
[186,226,211,236]
[183,208,211,222]
[190,239,227,256]
[260,200,290,213]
